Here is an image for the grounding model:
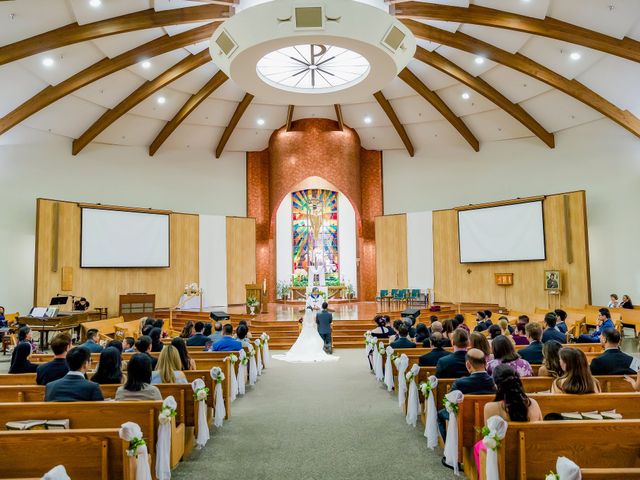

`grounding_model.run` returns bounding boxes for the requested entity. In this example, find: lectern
[245,284,264,315]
